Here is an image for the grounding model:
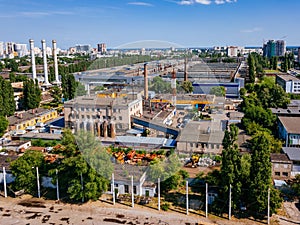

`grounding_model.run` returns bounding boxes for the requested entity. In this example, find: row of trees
[208,124,282,217]
[10,130,111,202]
[149,76,194,94]
[241,77,289,142]
[0,76,15,136]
